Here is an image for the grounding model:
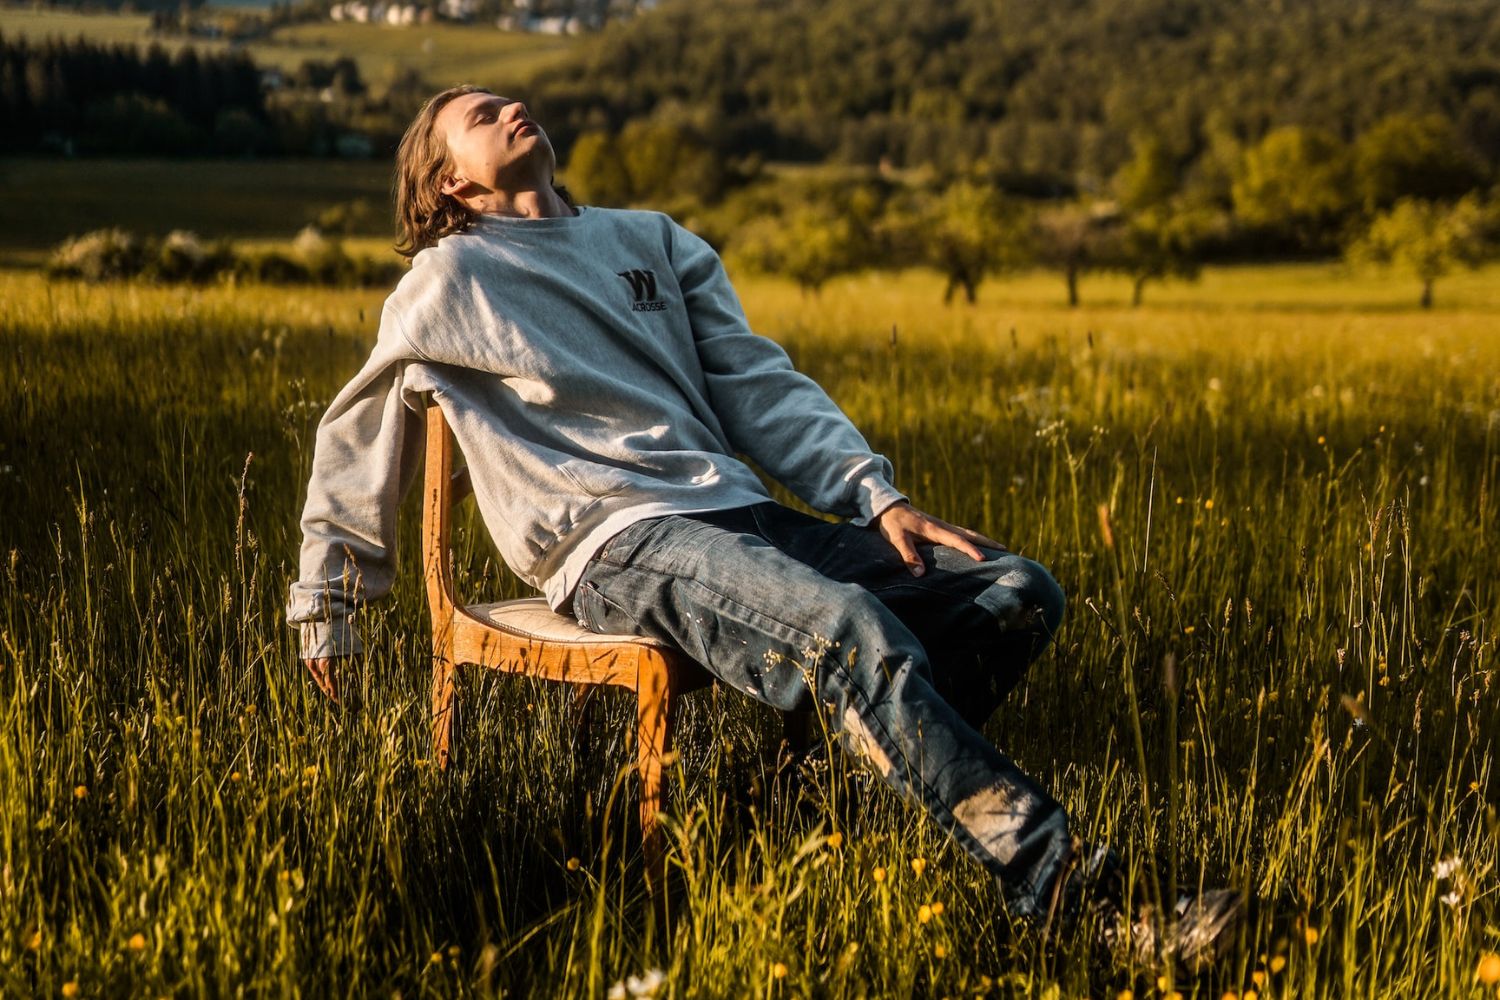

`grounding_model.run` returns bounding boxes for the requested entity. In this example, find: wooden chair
[422,395,719,890]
